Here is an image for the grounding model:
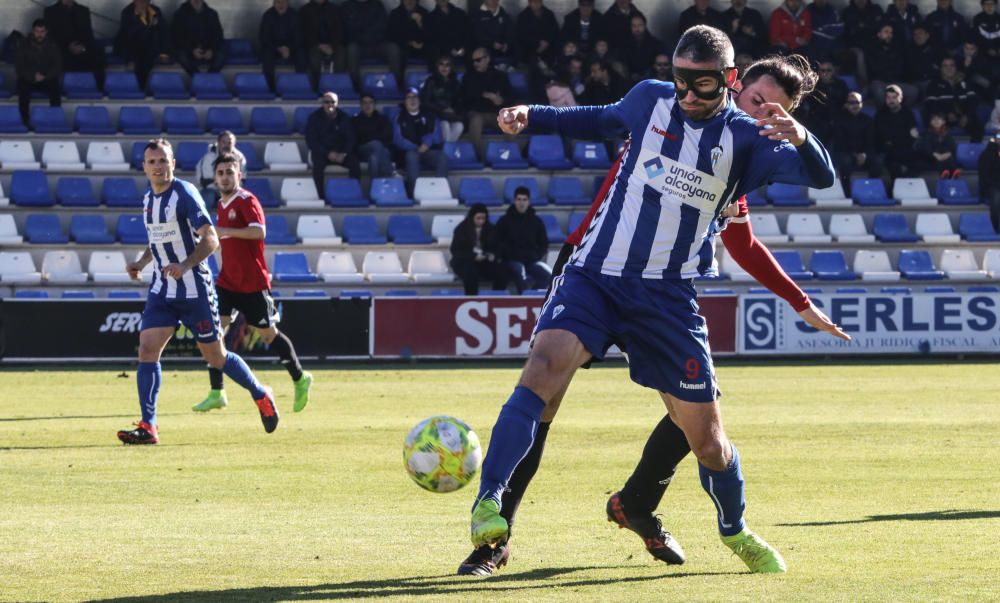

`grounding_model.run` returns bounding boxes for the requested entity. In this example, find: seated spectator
[833,91,884,196]
[552,51,586,100]
[393,87,447,193]
[979,133,1000,231]
[603,0,644,50]
[841,0,884,82]
[957,39,992,98]
[196,131,247,198]
[352,94,394,179]
[44,0,105,88]
[973,0,1000,60]
[874,85,919,177]
[343,0,401,88]
[806,0,844,62]
[426,0,469,65]
[915,113,959,177]
[301,0,346,88]
[924,56,983,141]
[769,0,812,53]
[420,56,465,142]
[924,0,969,52]
[460,47,512,157]
[588,38,614,67]
[620,14,663,84]
[15,19,61,127]
[724,0,769,58]
[496,186,551,294]
[259,0,307,92]
[171,0,224,76]
[679,0,724,39]
[450,204,505,295]
[114,0,169,89]
[561,0,606,54]
[388,0,429,71]
[903,23,943,86]
[579,58,628,105]
[866,24,916,104]
[473,0,516,66]
[545,79,576,107]
[306,92,361,198]
[649,52,672,82]
[801,60,848,145]
[884,0,921,44]
[516,0,560,68]
[734,52,754,75]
